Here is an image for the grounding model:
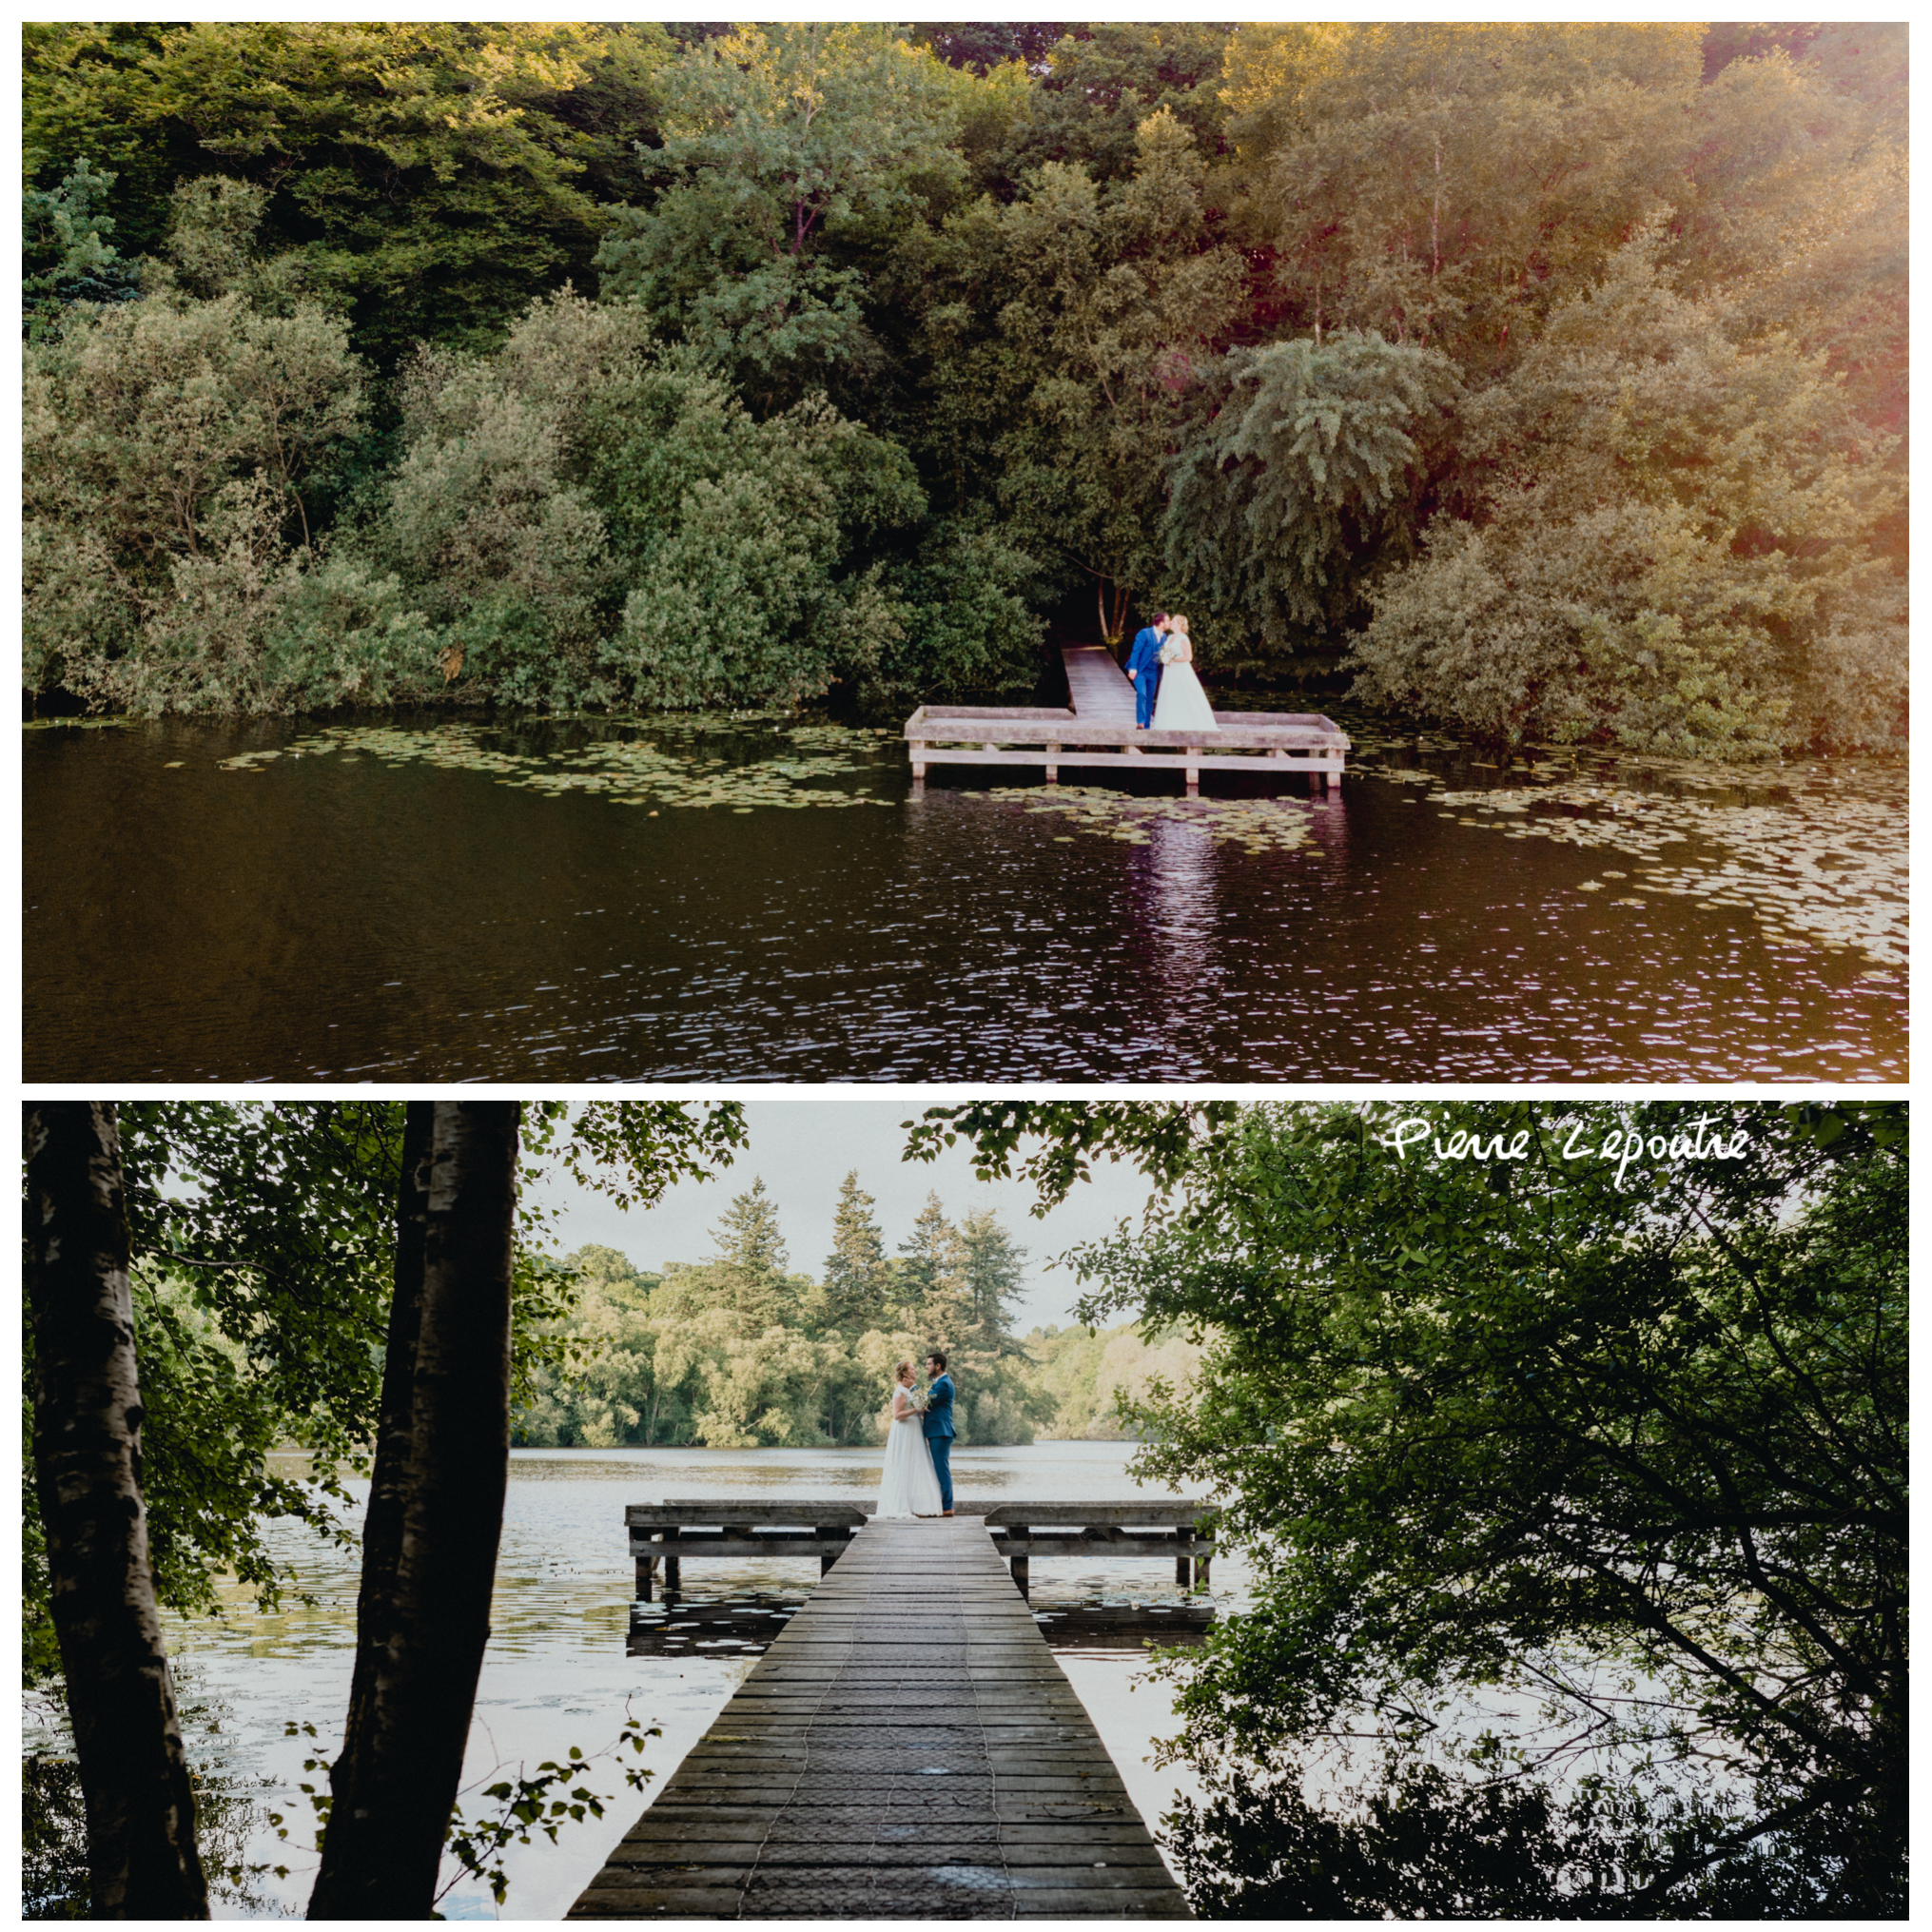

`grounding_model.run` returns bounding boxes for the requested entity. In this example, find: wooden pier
[628,1499,1216,1600]
[905,644,1349,795]
[573,1516,1190,1919]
